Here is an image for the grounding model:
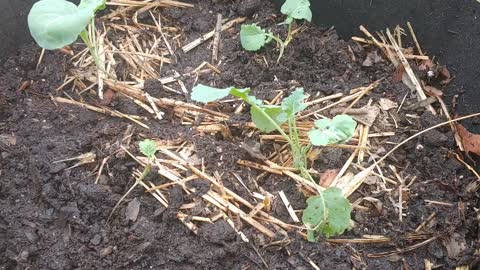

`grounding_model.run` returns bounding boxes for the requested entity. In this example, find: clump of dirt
[1,0,479,269]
